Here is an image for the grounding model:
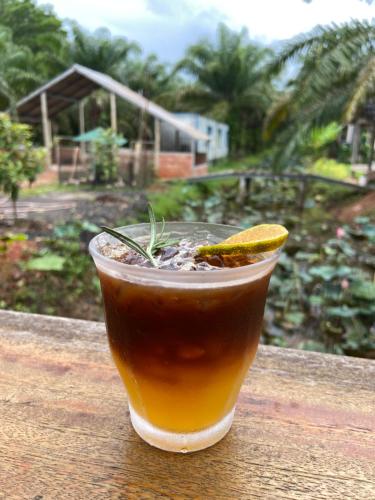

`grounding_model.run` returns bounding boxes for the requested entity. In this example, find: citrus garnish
[197,224,288,256]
